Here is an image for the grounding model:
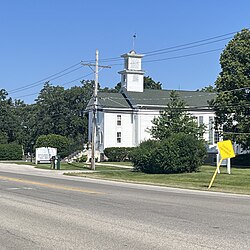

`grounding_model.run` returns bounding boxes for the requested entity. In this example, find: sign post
[208,140,235,189]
